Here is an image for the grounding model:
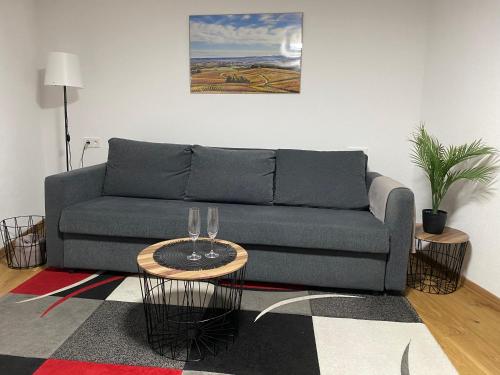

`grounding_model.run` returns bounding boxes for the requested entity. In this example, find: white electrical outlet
[83,137,102,148]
